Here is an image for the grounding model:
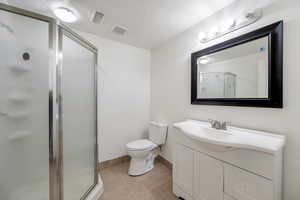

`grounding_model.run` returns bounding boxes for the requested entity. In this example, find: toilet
[126,121,168,176]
